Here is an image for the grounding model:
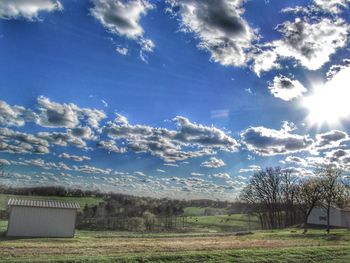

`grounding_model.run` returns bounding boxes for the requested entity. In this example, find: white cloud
[0,100,37,127]
[134,171,146,176]
[268,75,307,101]
[58,153,91,162]
[116,47,128,55]
[239,165,261,173]
[0,127,50,155]
[241,126,314,156]
[314,130,349,150]
[253,18,349,75]
[0,0,62,20]
[37,96,106,129]
[314,0,349,14]
[37,131,87,149]
[201,157,226,168]
[190,172,204,177]
[91,0,154,60]
[0,159,11,166]
[168,0,257,67]
[212,172,230,180]
[103,115,238,162]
